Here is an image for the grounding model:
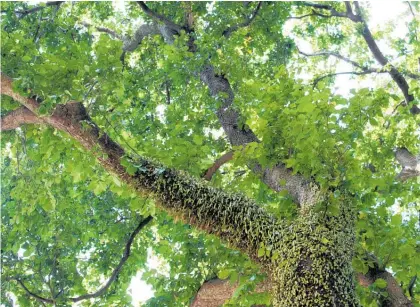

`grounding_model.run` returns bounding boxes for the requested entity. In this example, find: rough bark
[1,106,43,130]
[1,73,361,306]
[191,278,270,307]
[199,65,321,208]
